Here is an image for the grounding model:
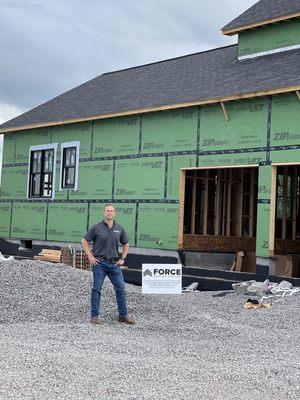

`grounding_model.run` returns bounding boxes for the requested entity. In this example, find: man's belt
[100,257,119,263]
